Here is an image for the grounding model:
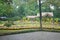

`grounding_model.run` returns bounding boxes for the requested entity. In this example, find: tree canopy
[0,0,60,21]
[41,0,60,18]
